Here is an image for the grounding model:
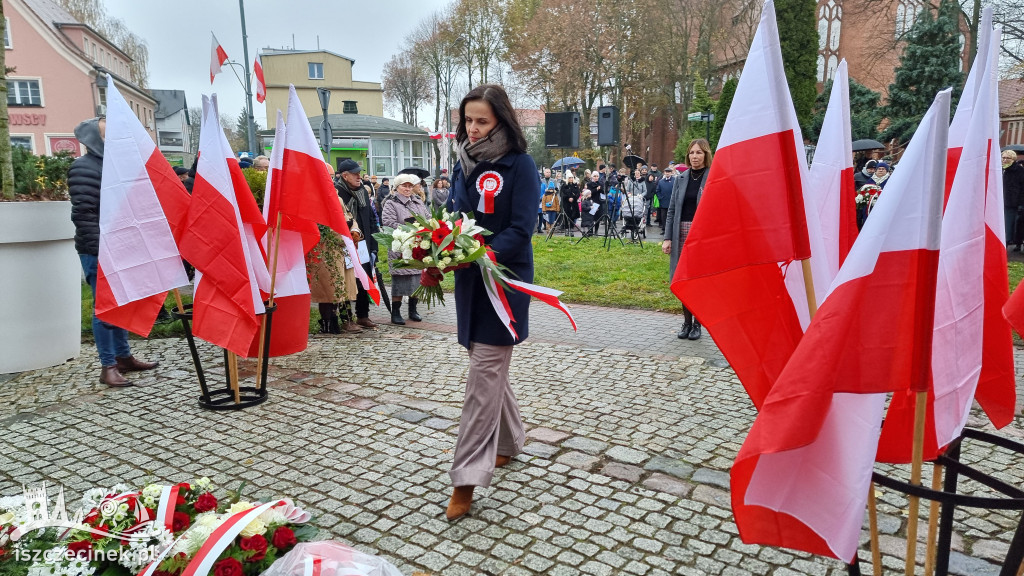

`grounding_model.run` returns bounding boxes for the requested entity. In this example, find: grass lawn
[80,247,1024,338]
